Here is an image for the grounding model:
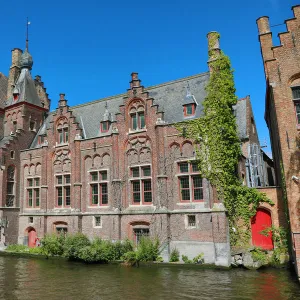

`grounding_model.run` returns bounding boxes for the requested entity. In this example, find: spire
[20,18,33,70]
